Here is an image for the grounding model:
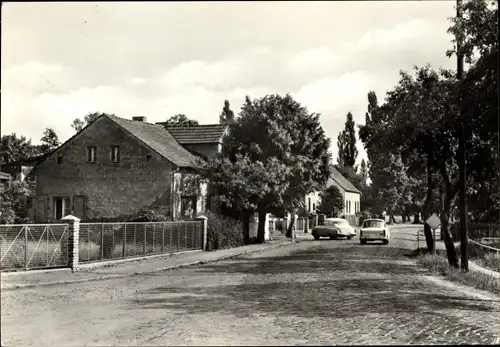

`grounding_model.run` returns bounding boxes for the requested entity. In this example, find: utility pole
[456,0,468,272]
